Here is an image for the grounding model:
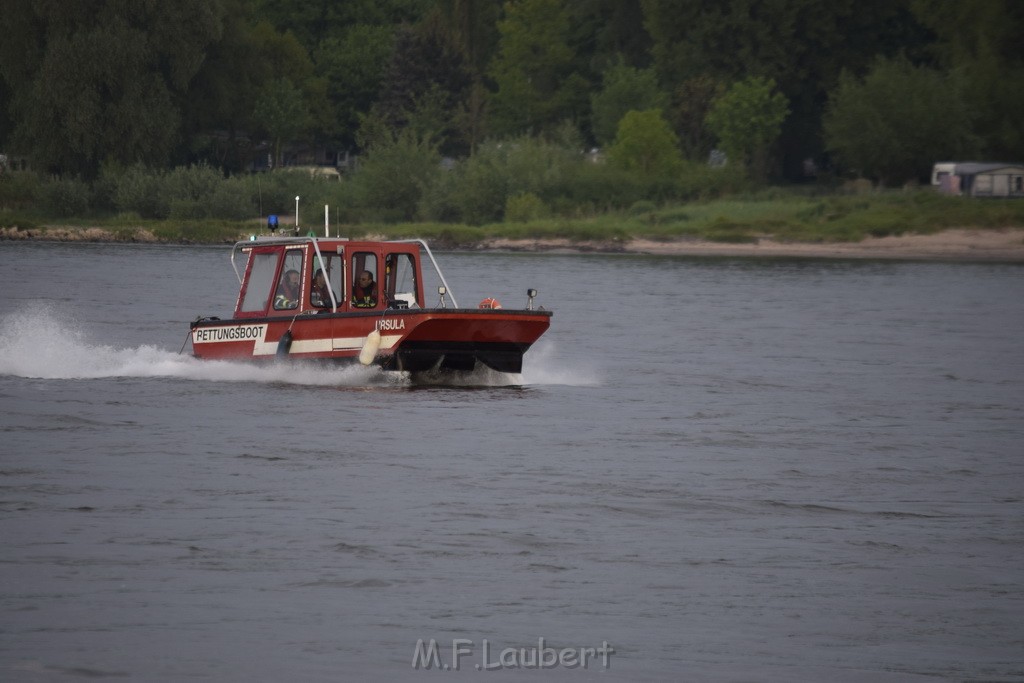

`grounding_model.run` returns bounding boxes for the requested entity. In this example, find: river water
[0,241,1021,681]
